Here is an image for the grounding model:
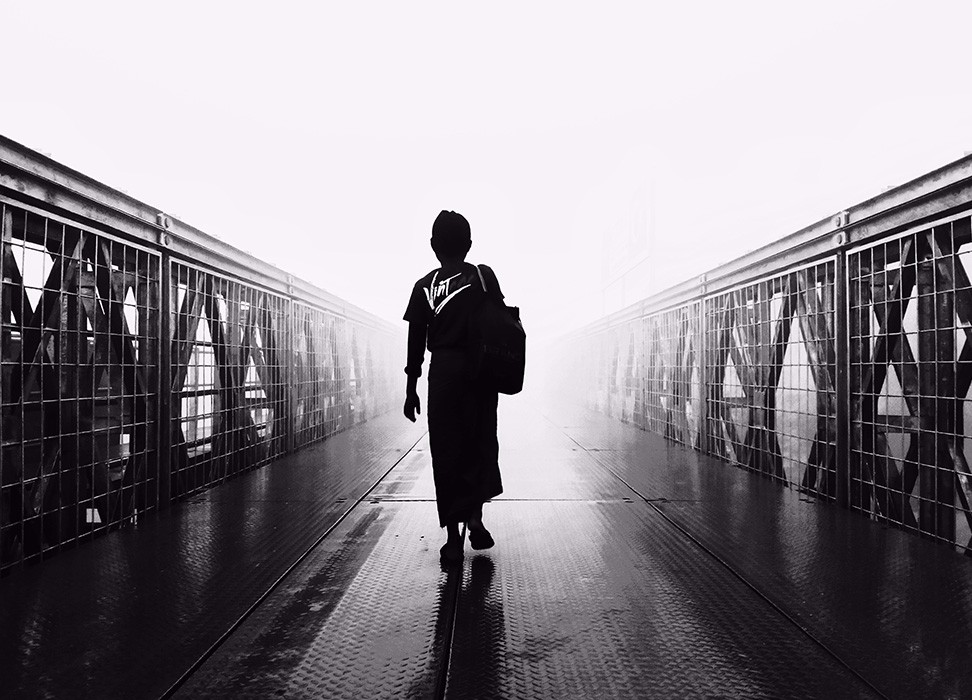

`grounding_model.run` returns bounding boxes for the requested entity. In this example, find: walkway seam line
[435,524,466,700]
[540,411,889,700]
[159,430,429,700]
